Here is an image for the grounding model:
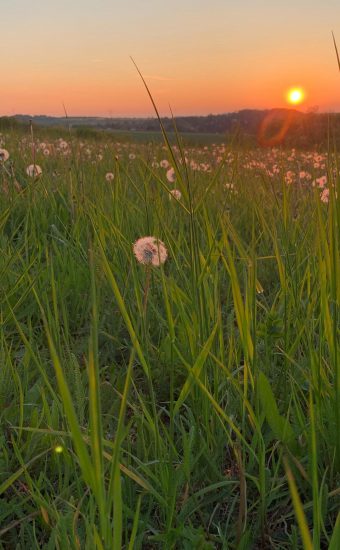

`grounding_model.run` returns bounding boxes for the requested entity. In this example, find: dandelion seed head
[26,164,42,178]
[320,188,329,203]
[170,189,181,200]
[0,148,9,162]
[316,175,327,188]
[105,172,114,182]
[59,140,68,150]
[160,159,169,169]
[133,236,168,266]
[166,167,176,183]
